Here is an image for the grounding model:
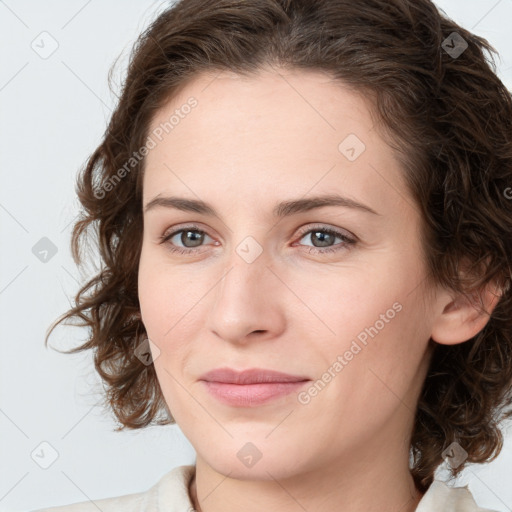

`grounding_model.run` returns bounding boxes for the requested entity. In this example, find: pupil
[183,230,203,247]
[313,231,332,247]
